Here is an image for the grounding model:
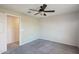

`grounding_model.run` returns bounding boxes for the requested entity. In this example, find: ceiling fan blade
[44,10,55,12]
[41,4,47,10]
[34,12,40,15]
[29,9,38,11]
